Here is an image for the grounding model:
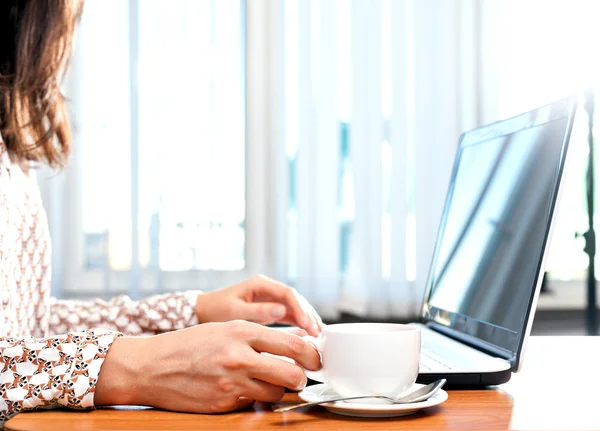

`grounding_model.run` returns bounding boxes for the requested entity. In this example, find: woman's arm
[49,291,200,336]
[94,321,321,413]
[50,275,324,338]
[0,319,321,425]
[0,328,121,424]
